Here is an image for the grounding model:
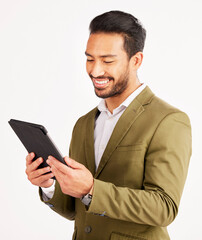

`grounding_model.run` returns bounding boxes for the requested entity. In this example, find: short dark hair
[89,10,146,59]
